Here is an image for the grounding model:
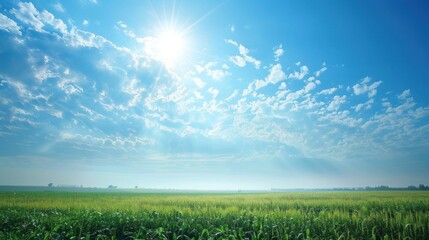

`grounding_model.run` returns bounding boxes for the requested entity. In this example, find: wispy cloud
[10,2,45,32]
[53,3,64,13]
[195,62,230,81]
[327,95,346,111]
[288,65,309,80]
[226,39,261,69]
[352,77,382,98]
[11,2,67,34]
[274,44,284,62]
[318,87,337,95]
[0,13,22,35]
